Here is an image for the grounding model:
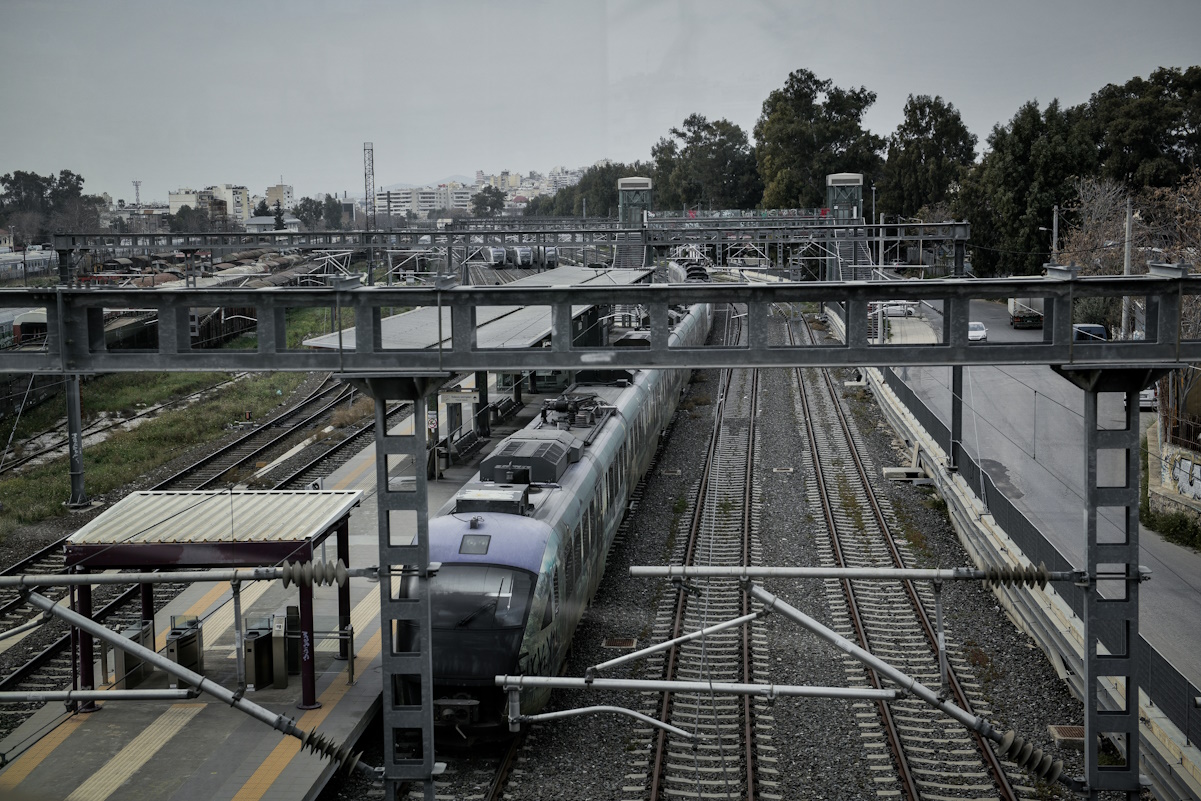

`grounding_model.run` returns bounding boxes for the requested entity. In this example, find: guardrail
[878,366,1201,751]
